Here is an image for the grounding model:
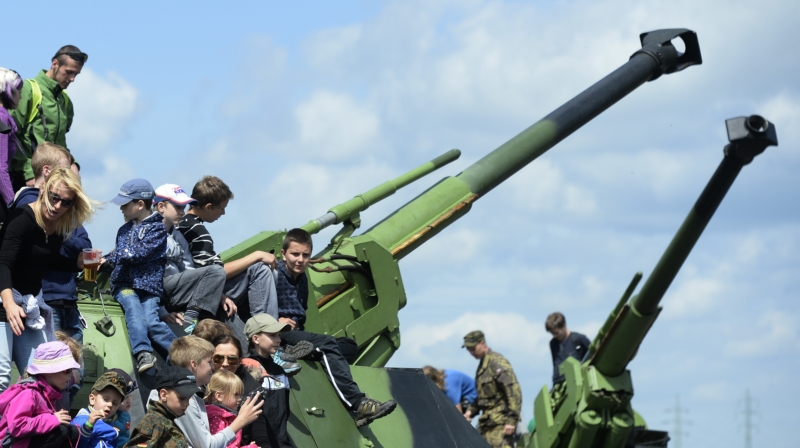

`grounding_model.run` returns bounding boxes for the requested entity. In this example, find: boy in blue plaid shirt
[103,179,176,373]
